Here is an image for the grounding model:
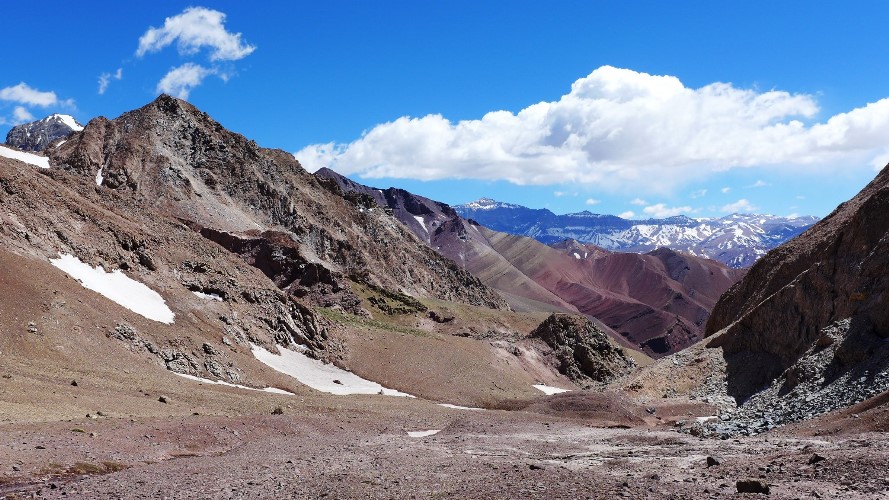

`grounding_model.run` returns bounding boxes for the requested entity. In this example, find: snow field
[49,253,175,324]
[251,344,414,397]
[407,430,441,437]
[532,384,571,395]
[0,145,50,169]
